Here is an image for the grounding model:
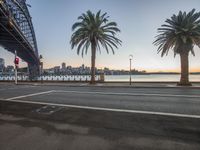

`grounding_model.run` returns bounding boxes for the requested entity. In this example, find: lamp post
[39,55,43,83]
[129,55,133,85]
